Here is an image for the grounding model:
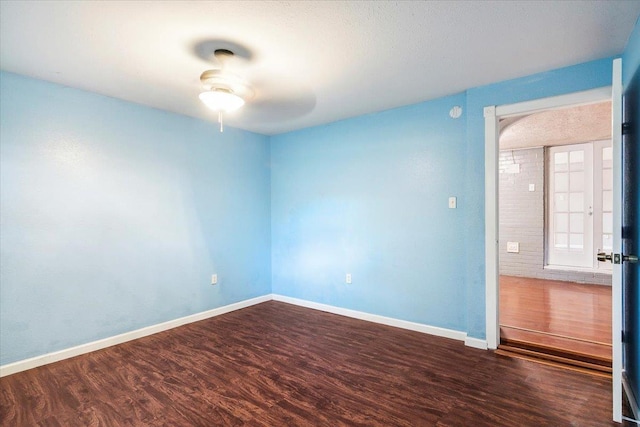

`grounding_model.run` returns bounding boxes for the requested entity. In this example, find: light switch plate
[448,197,457,209]
[529,184,535,192]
